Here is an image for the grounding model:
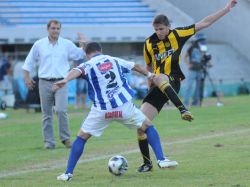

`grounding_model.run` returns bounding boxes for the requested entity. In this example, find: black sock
[159,81,187,113]
[138,135,151,165]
